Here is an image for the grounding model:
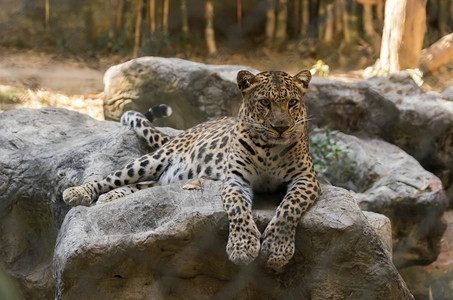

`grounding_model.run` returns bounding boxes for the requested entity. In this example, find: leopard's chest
[235,147,298,192]
[249,172,288,192]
